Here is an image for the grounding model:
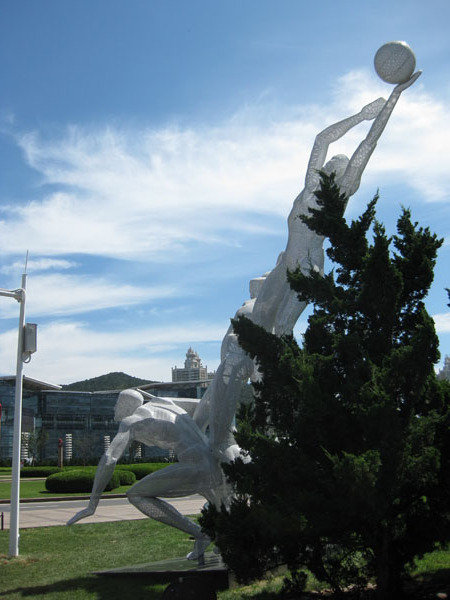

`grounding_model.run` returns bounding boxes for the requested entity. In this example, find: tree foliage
[200,173,450,599]
[26,428,49,462]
